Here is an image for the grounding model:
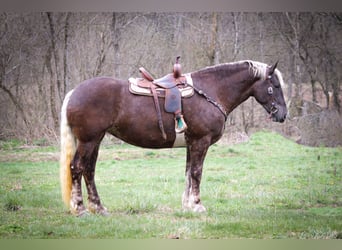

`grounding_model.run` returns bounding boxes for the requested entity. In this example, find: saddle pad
[128,73,194,98]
